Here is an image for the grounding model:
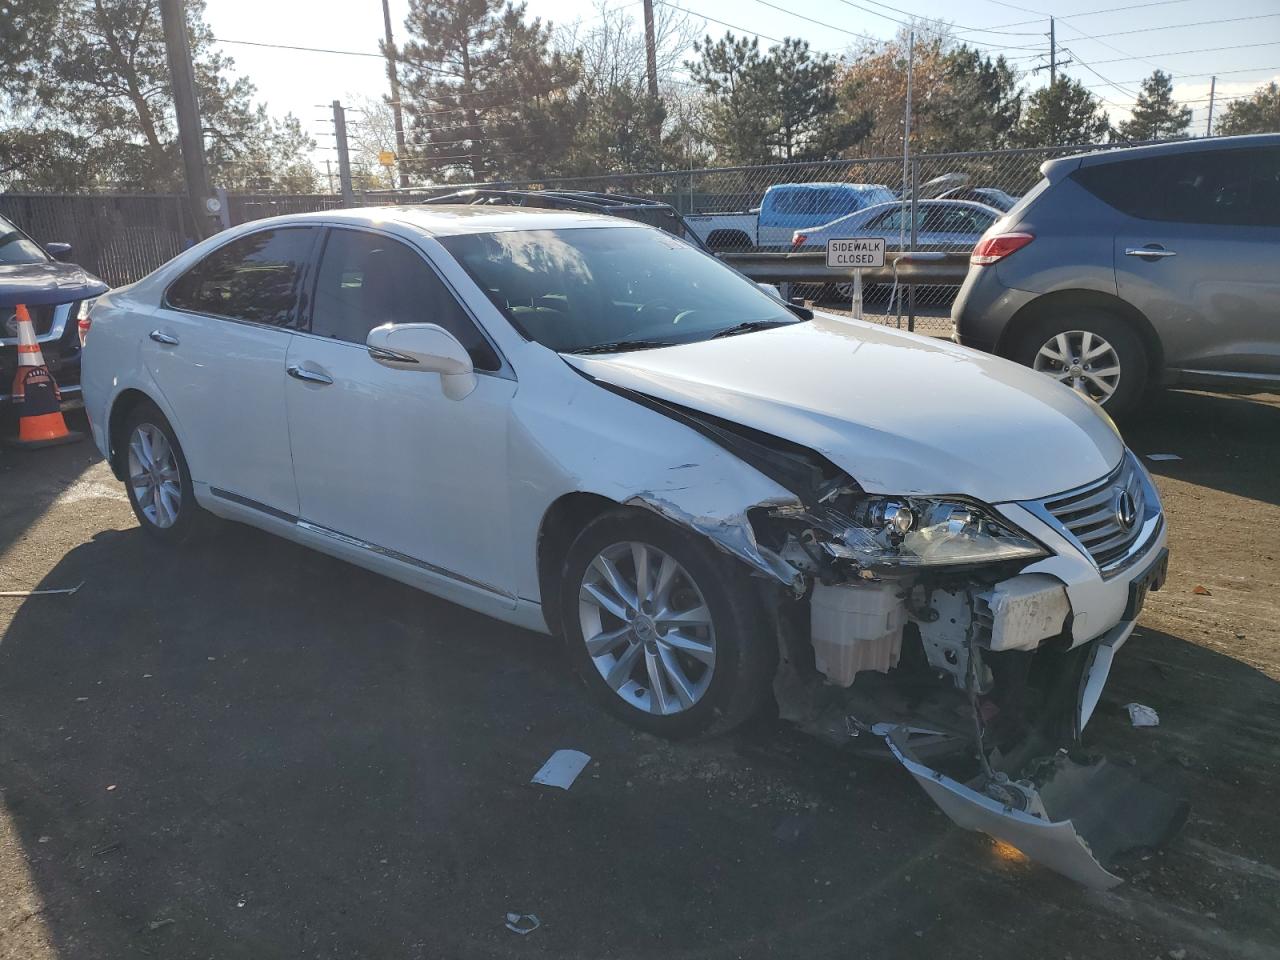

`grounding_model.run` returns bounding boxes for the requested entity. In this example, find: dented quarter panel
[563,313,1124,503]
